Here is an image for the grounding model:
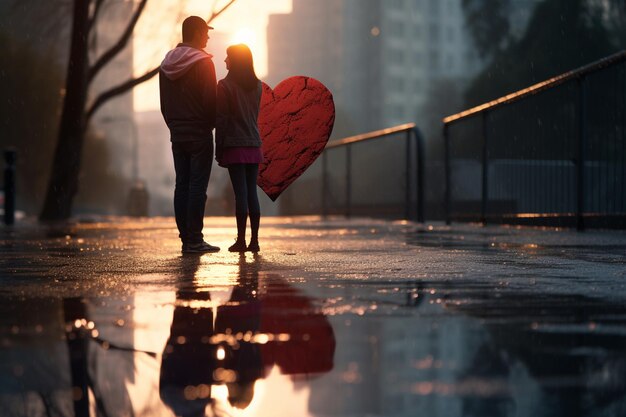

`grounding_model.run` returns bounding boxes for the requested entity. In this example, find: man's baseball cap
[183,16,214,32]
